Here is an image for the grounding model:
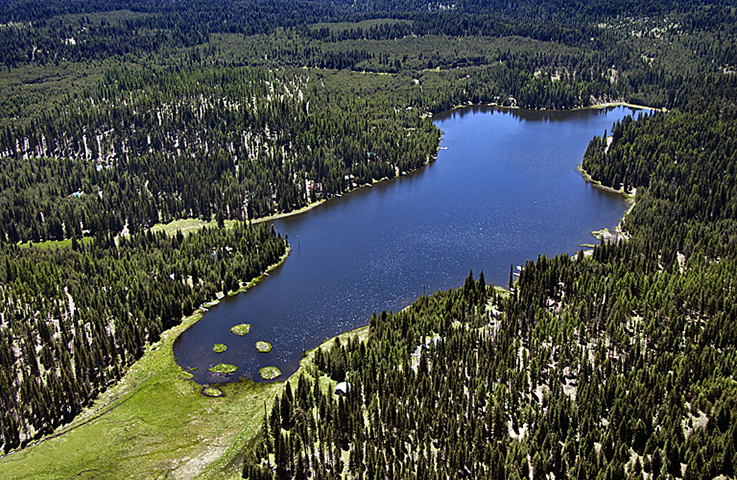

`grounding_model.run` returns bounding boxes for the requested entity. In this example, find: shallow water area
[174,105,646,384]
